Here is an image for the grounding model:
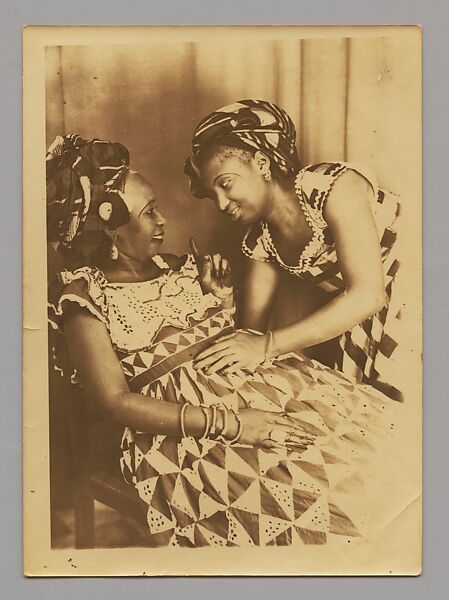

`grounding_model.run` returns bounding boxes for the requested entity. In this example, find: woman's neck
[99,251,162,283]
[264,181,301,233]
